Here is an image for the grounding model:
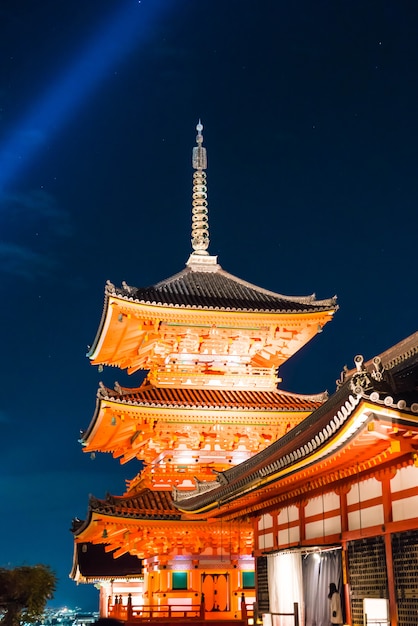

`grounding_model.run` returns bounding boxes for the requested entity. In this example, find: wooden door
[202,573,230,612]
